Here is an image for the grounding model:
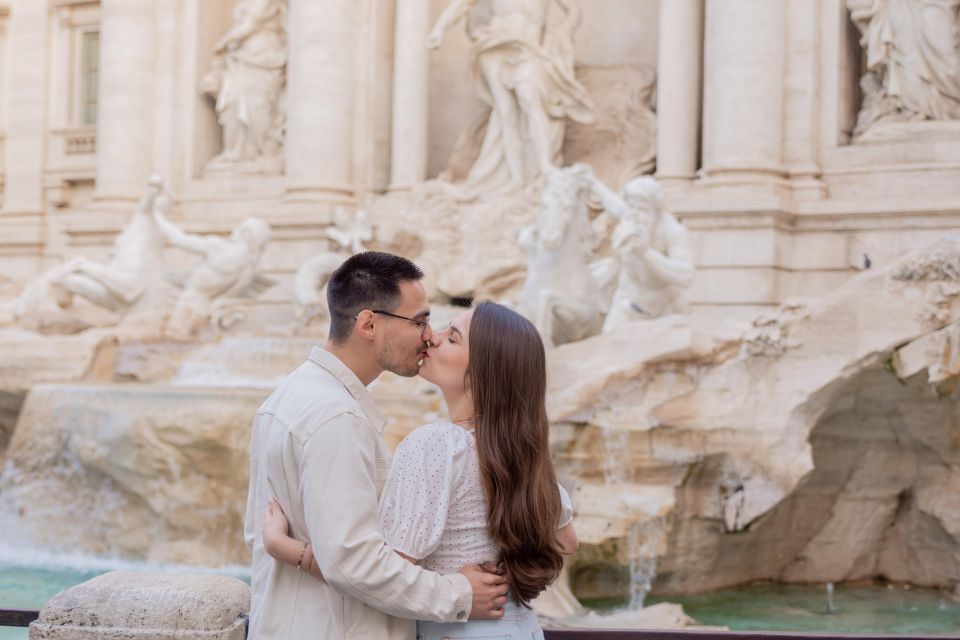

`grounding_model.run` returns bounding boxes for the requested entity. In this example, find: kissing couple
[244,251,577,639]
